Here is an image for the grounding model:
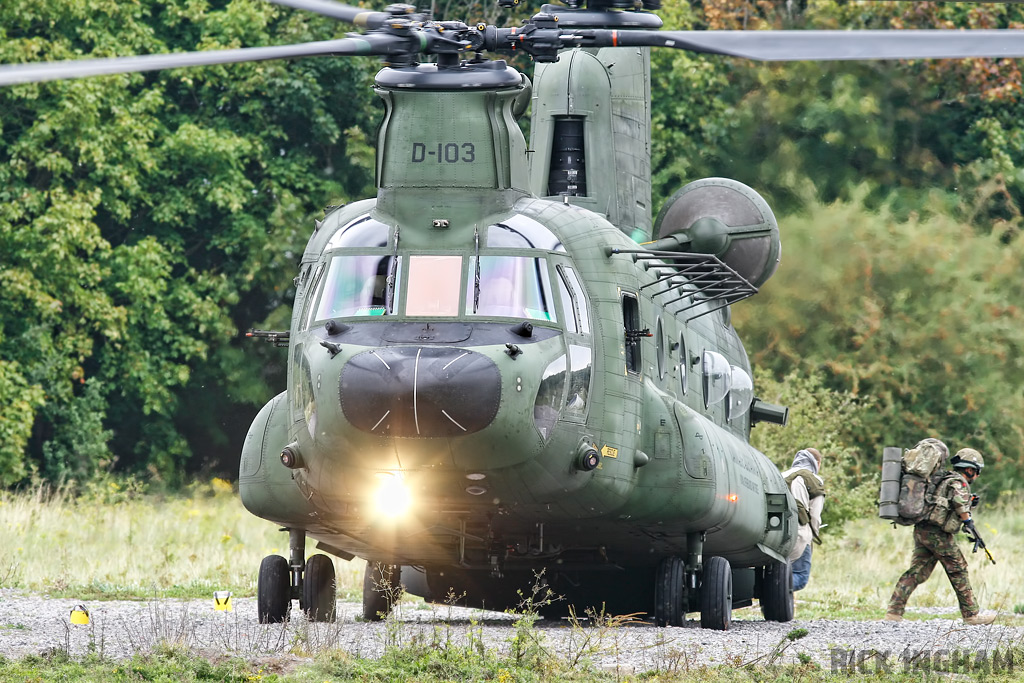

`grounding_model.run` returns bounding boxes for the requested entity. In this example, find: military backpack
[893,439,949,526]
